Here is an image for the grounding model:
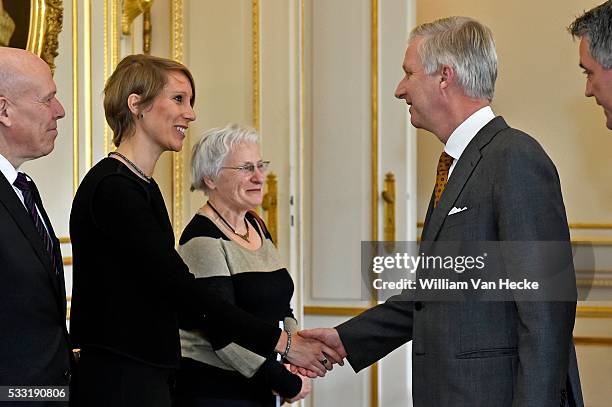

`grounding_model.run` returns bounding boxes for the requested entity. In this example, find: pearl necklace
[109,151,152,183]
[208,202,250,242]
